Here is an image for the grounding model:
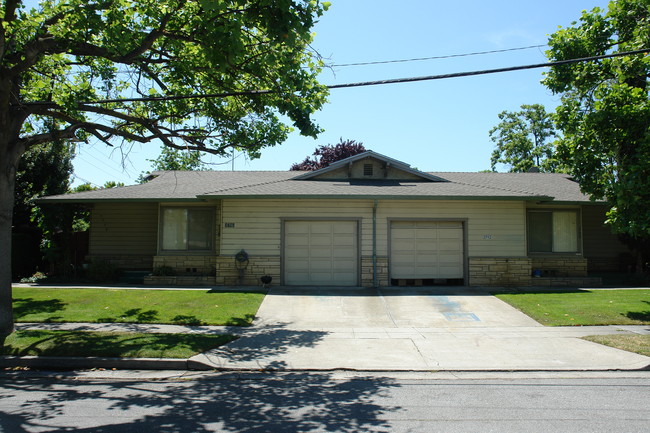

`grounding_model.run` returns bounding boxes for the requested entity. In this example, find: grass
[582,335,650,358]
[1,330,236,359]
[493,289,650,326]
[494,289,650,357]
[12,287,266,326]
